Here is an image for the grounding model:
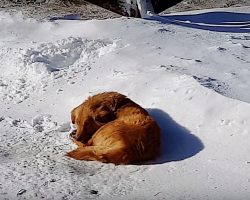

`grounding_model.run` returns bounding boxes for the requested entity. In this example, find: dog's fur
[66,92,160,164]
